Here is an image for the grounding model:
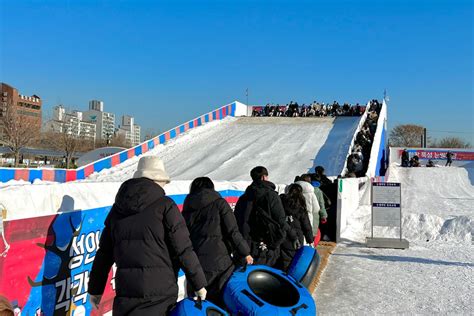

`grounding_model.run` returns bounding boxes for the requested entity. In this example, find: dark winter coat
[88,178,207,316]
[234,180,293,266]
[446,152,453,162]
[278,194,314,270]
[182,189,250,303]
[401,150,409,166]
